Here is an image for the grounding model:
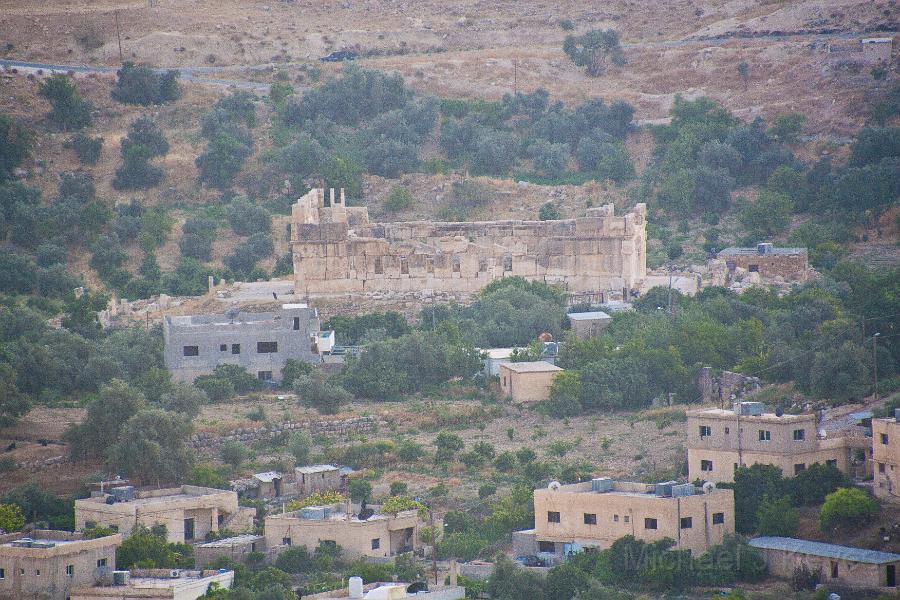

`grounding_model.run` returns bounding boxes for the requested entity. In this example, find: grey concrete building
[163,304,324,383]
